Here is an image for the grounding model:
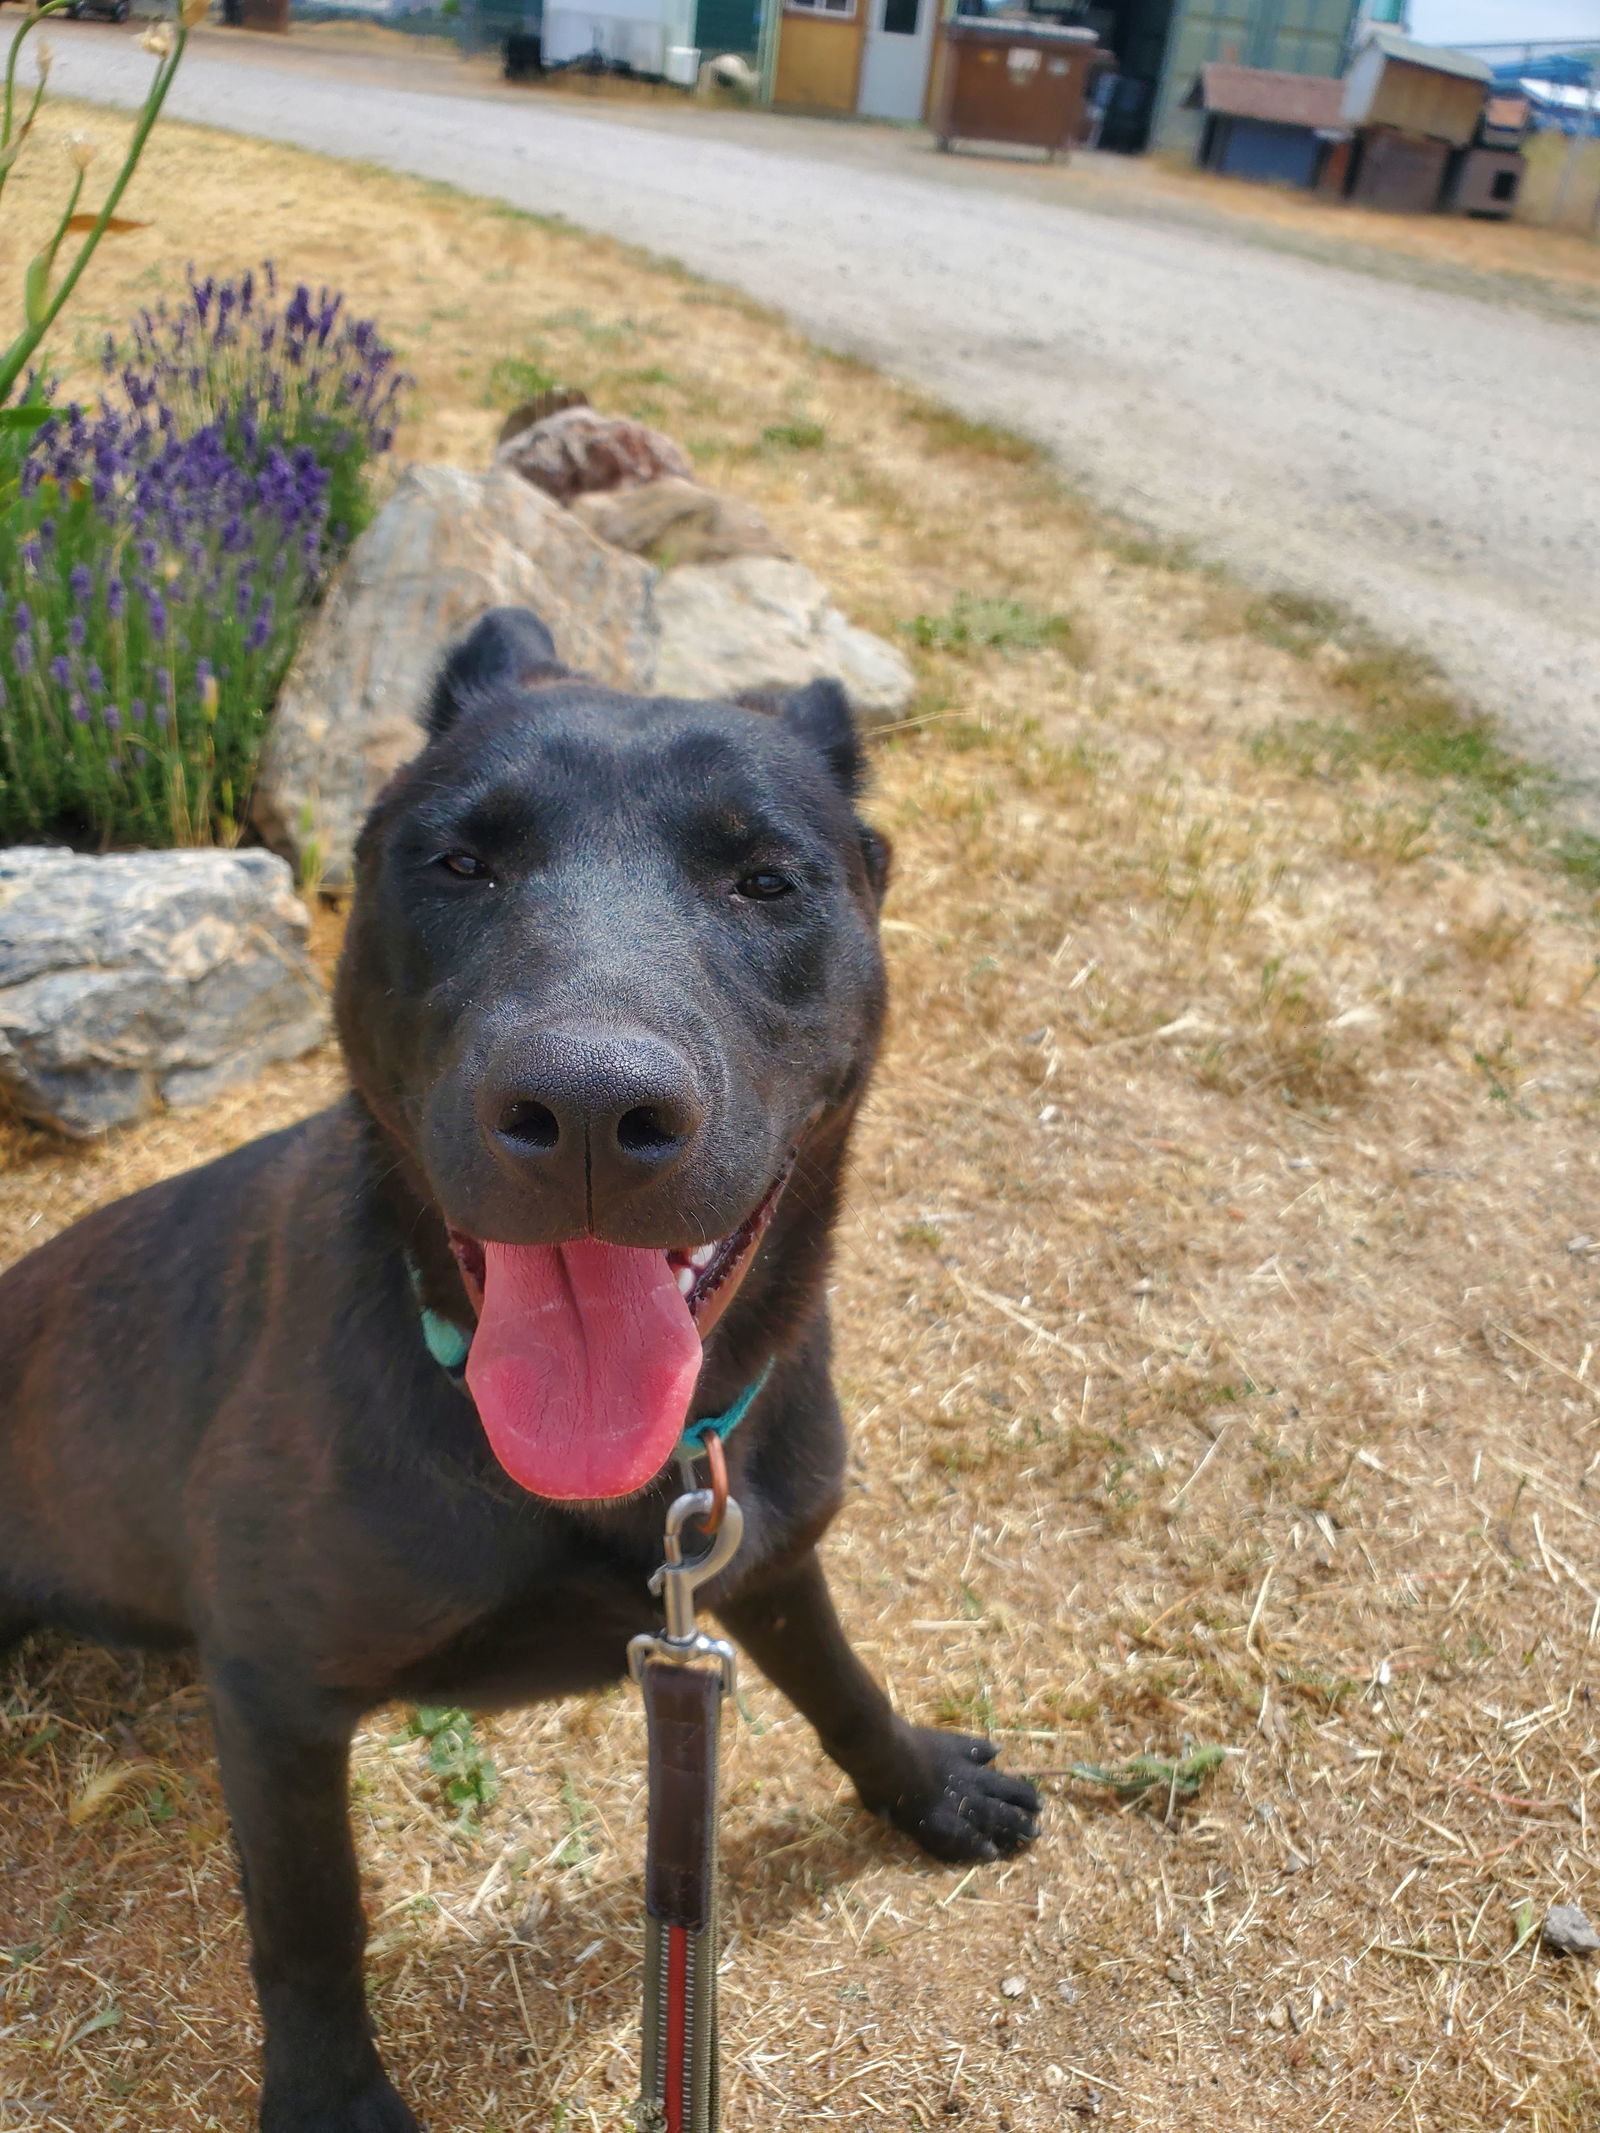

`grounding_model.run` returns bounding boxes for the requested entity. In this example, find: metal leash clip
[628,1486,744,1695]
